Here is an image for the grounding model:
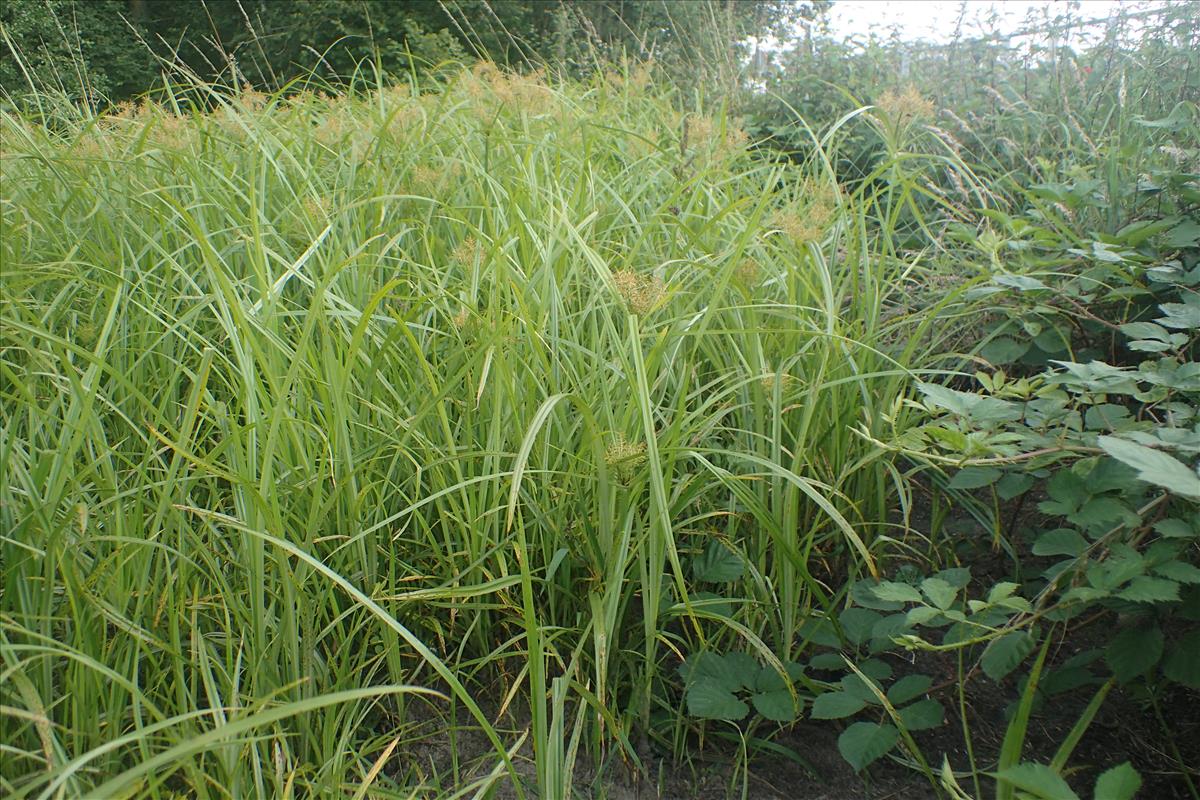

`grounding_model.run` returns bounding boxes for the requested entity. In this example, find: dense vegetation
[1,2,1197,798]
[0,0,818,101]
